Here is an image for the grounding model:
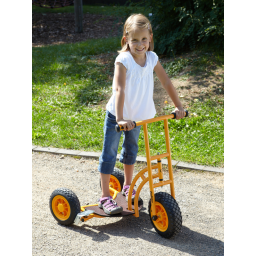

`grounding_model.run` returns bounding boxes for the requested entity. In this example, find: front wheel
[49,188,81,225]
[148,192,182,238]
